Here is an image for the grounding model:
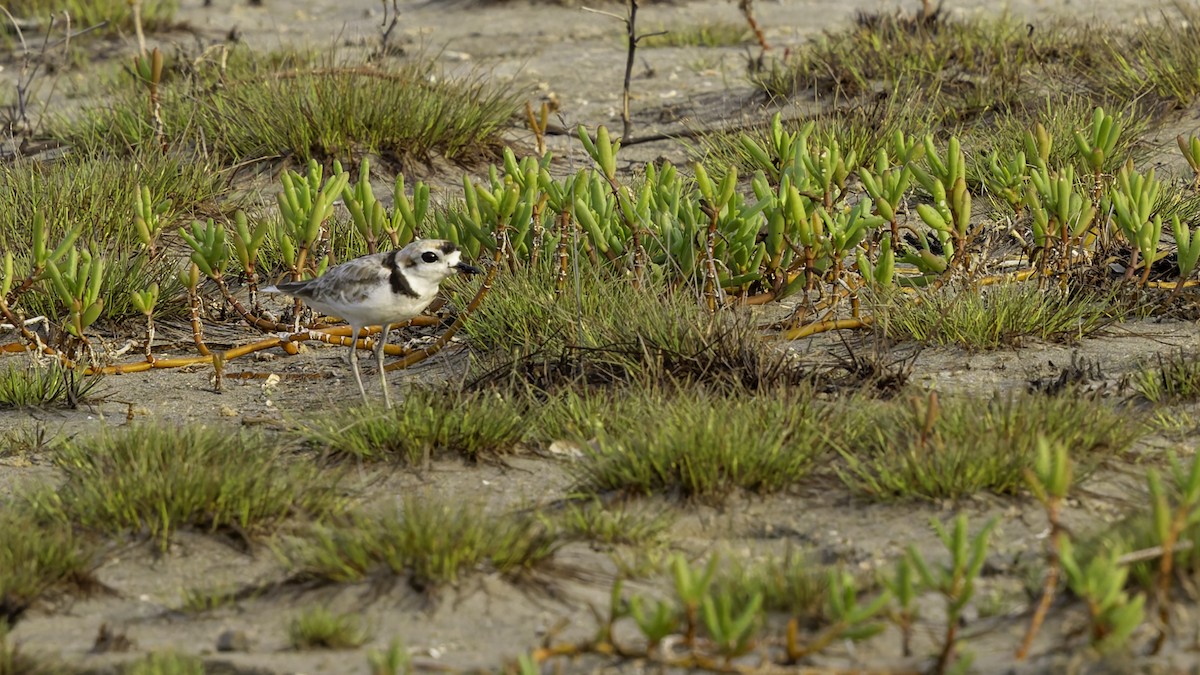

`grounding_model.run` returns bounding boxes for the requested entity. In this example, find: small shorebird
[262,239,482,408]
